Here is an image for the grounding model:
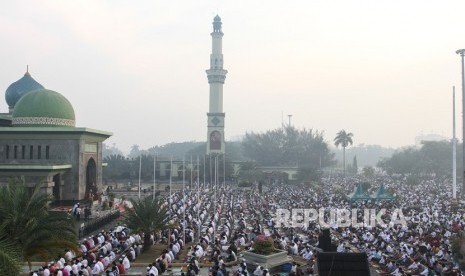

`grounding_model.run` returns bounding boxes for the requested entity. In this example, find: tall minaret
[206,15,227,155]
